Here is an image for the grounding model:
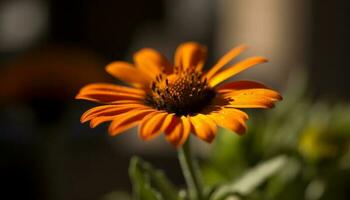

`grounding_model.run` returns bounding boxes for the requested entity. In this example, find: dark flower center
[146,69,216,116]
